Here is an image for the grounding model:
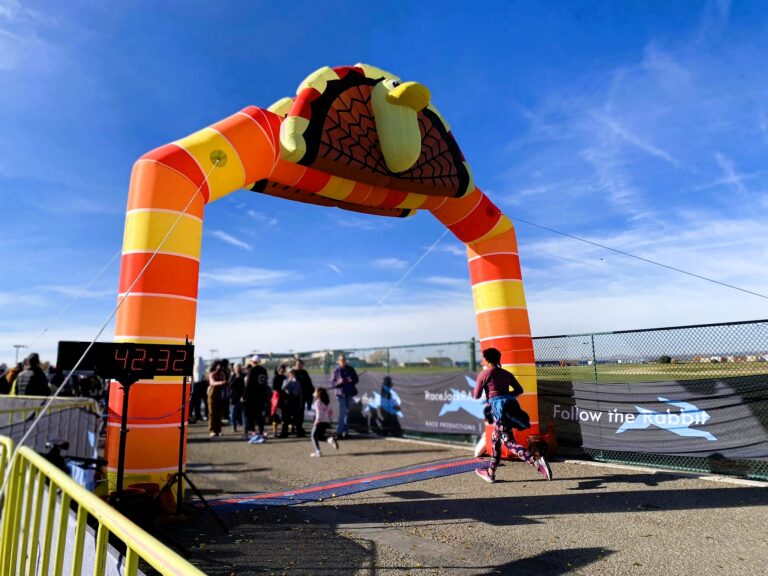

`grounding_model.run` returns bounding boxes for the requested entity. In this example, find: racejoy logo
[365,388,404,417]
[616,397,717,441]
[430,376,485,419]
